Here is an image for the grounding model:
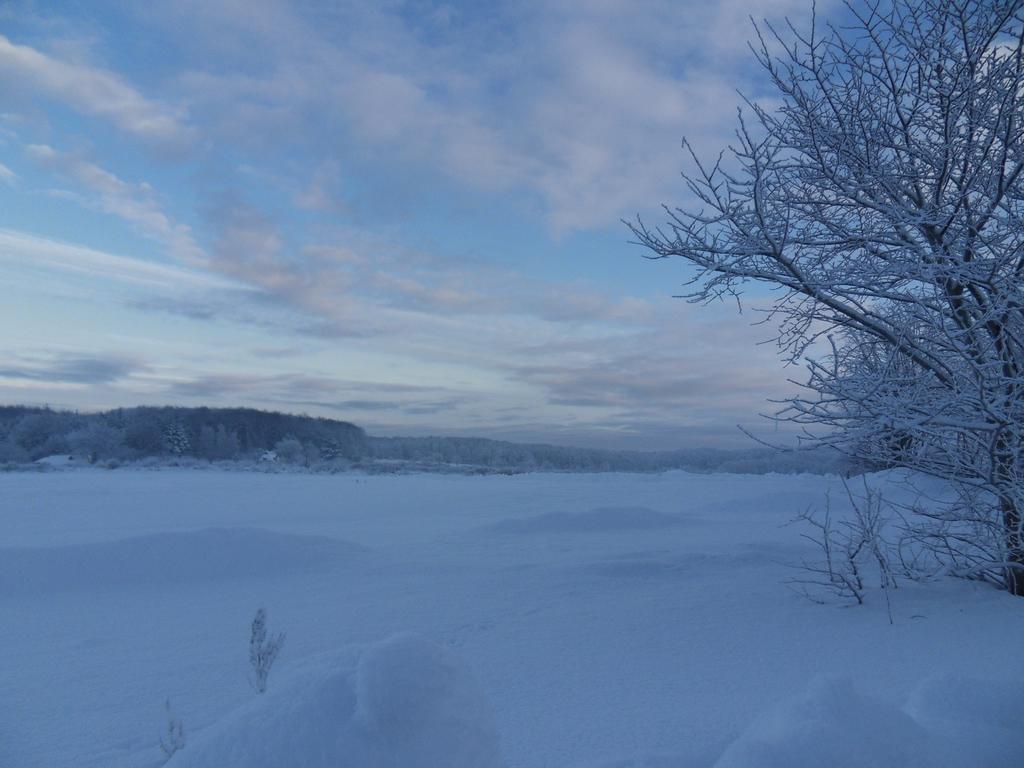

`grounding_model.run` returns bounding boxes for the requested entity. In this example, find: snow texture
[2,469,1023,767]
[485,506,684,534]
[0,528,364,595]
